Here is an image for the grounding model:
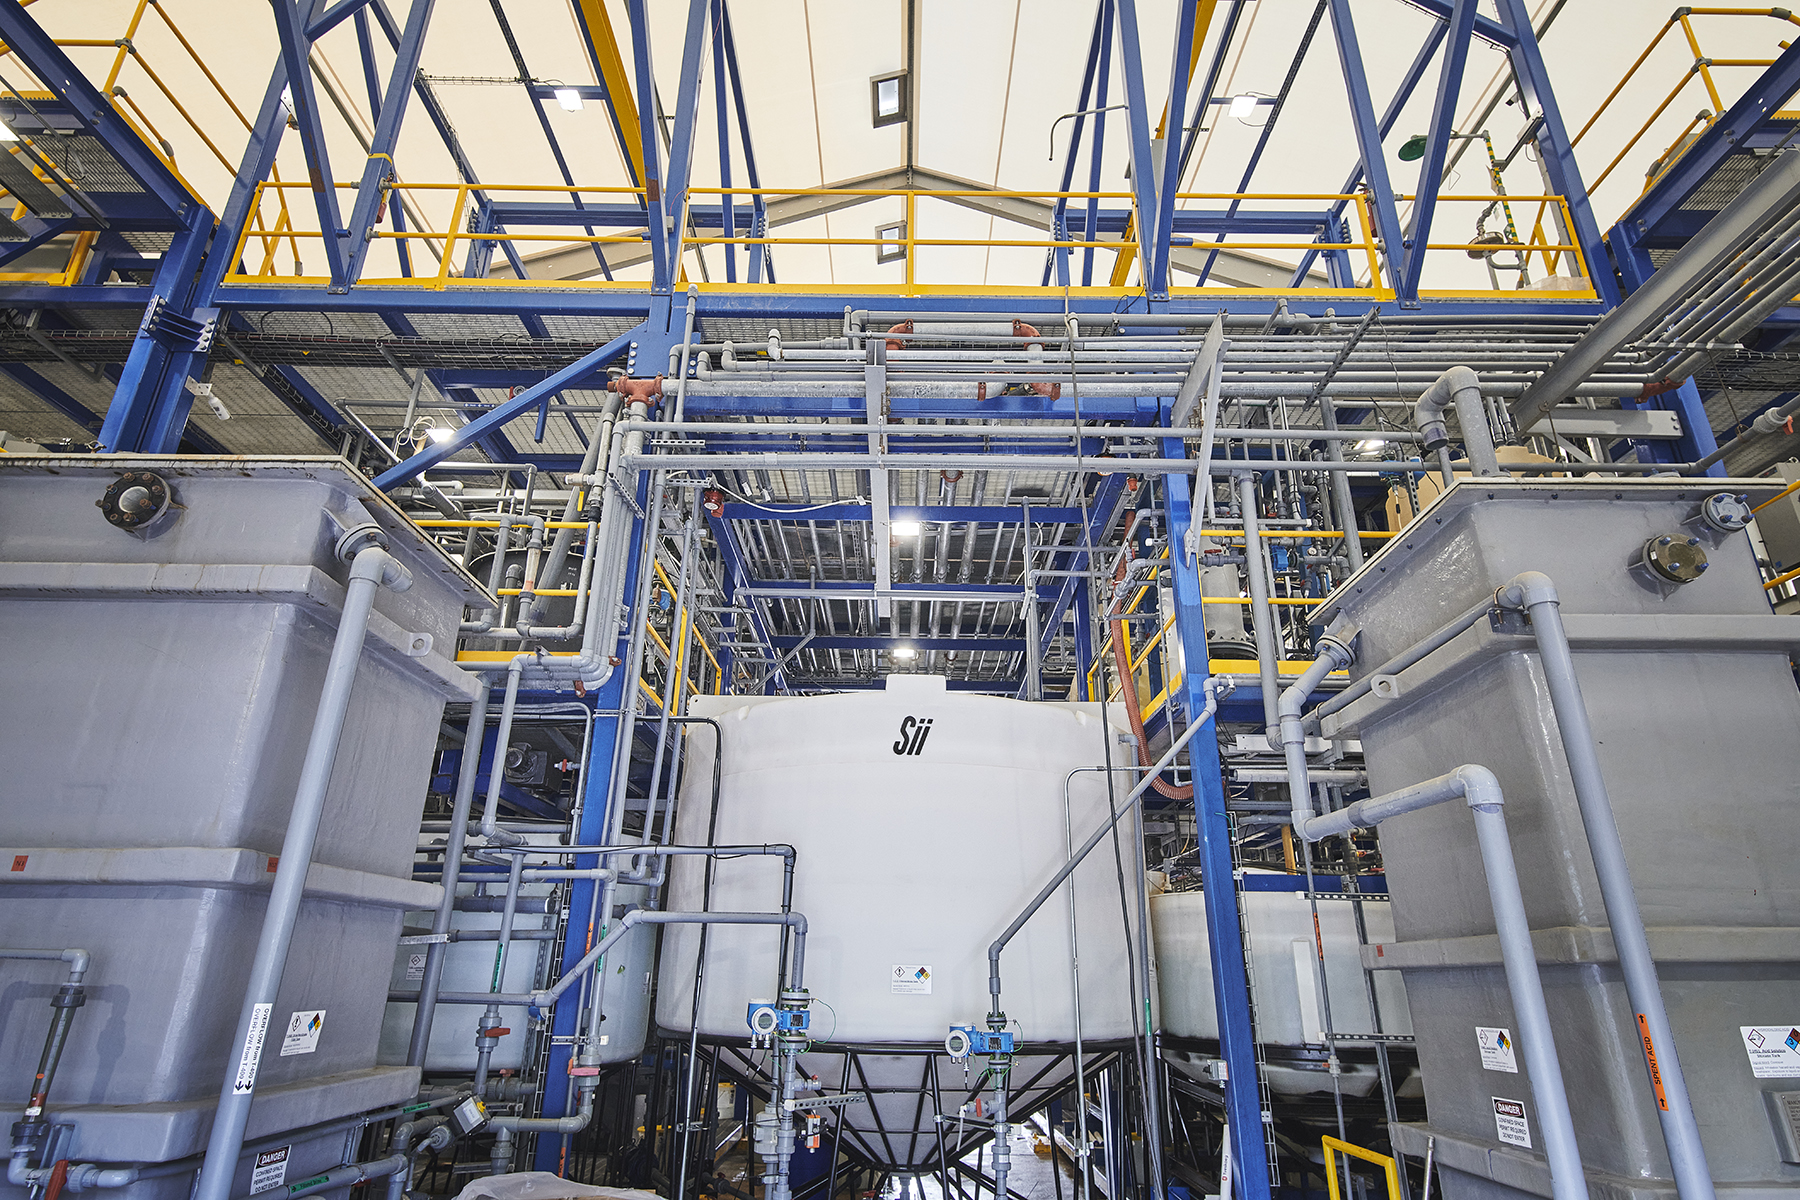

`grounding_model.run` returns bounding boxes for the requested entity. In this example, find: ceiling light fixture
[889,519,922,537]
[1229,94,1259,120]
[554,88,583,112]
[892,645,917,660]
[427,426,454,443]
